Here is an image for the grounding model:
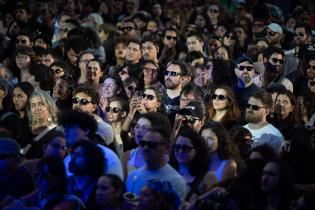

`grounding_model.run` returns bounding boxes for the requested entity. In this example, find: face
[121,21,137,37]
[138,187,160,210]
[124,81,137,99]
[13,87,28,111]
[163,30,177,48]
[147,21,158,32]
[275,94,294,119]
[69,146,88,175]
[34,38,48,49]
[261,162,280,192]
[180,92,196,109]
[143,63,158,85]
[141,41,159,62]
[16,35,32,47]
[115,42,127,60]
[142,89,160,112]
[245,97,268,124]
[73,92,96,113]
[265,29,281,45]
[106,100,124,123]
[44,136,67,159]
[193,67,207,88]
[234,27,246,41]
[207,5,219,18]
[126,42,141,64]
[152,3,162,16]
[134,117,152,144]
[266,52,283,73]
[223,33,235,47]
[30,96,50,123]
[15,53,31,70]
[308,78,315,92]
[164,64,182,89]
[294,27,308,46]
[234,61,254,84]
[53,78,70,100]
[86,61,103,83]
[201,128,218,154]
[42,54,54,67]
[141,131,166,164]
[174,135,196,165]
[79,53,94,72]
[187,36,203,53]
[306,60,315,79]
[208,39,222,54]
[96,176,118,206]
[215,47,229,60]
[212,88,229,111]
[67,48,80,66]
[102,78,120,99]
